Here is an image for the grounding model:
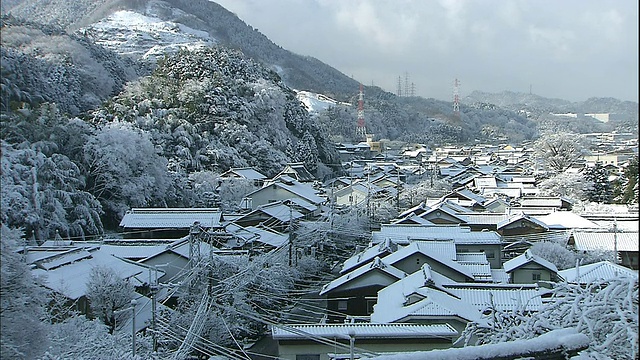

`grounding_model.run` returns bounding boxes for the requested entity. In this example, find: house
[29,246,158,316]
[558,260,638,284]
[271,323,458,360]
[320,257,407,323]
[497,213,549,236]
[439,189,491,211]
[379,242,476,282]
[118,208,224,239]
[518,196,574,211]
[230,201,305,233]
[534,212,602,231]
[273,162,317,183]
[225,223,289,253]
[243,176,325,214]
[370,264,543,340]
[333,182,383,207]
[568,231,639,270]
[503,249,559,285]
[371,224,503,269]
[340,238,399,275]
[138,236,220,283]
[219,167,268,187]
[501,230,572,261]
